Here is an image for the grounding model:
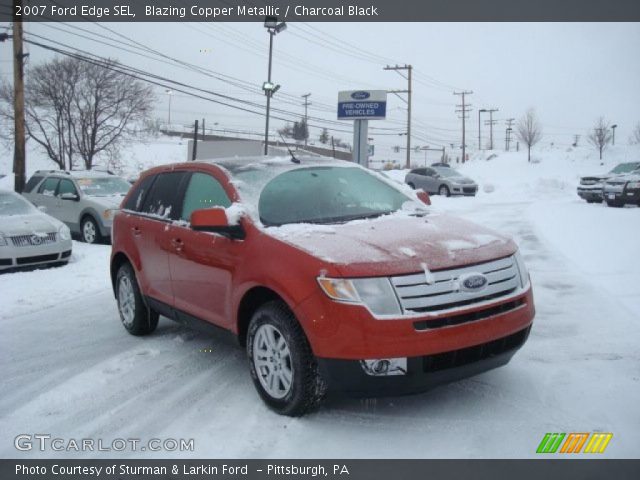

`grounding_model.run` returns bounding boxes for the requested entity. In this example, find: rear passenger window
[140,172,188,220]
[38,177,60,196]
[25,175,44,192]
[123,175,156,212]
[181,173,231,221]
